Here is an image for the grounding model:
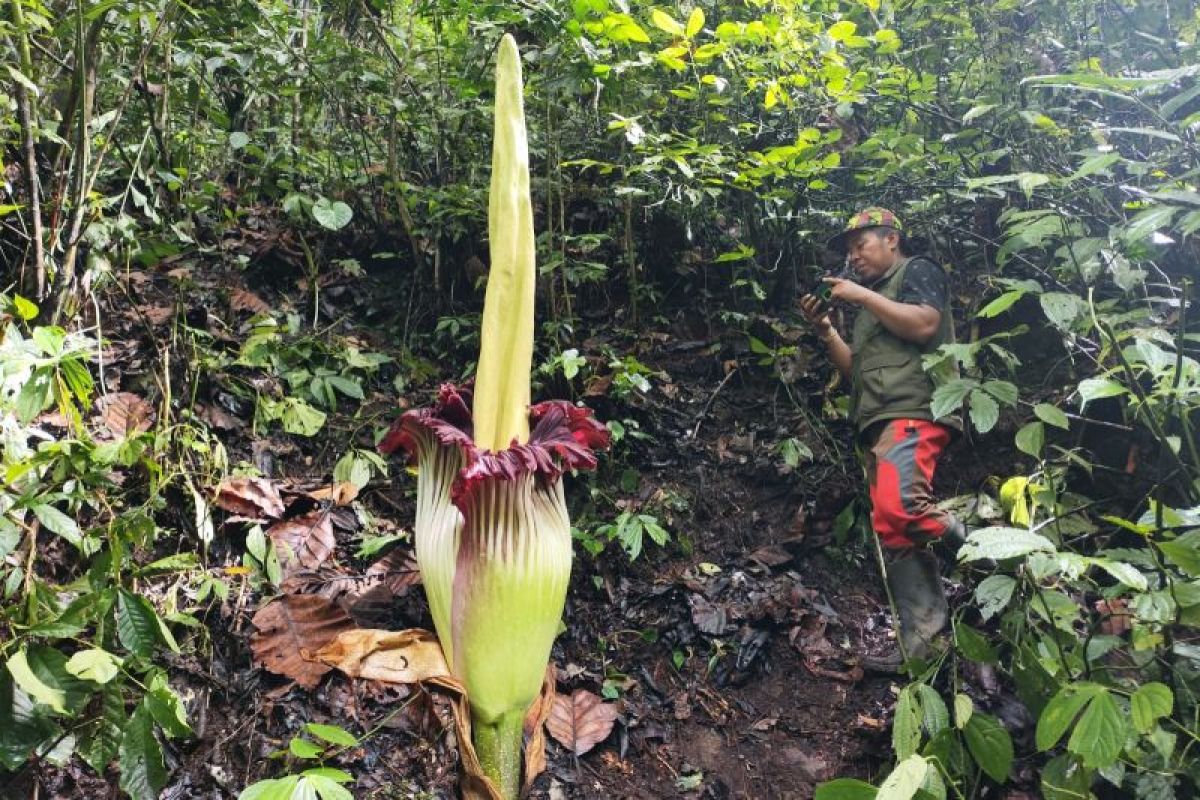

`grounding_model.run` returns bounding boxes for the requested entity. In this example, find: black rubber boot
[936,516,968,575]
[862,551,950,673]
